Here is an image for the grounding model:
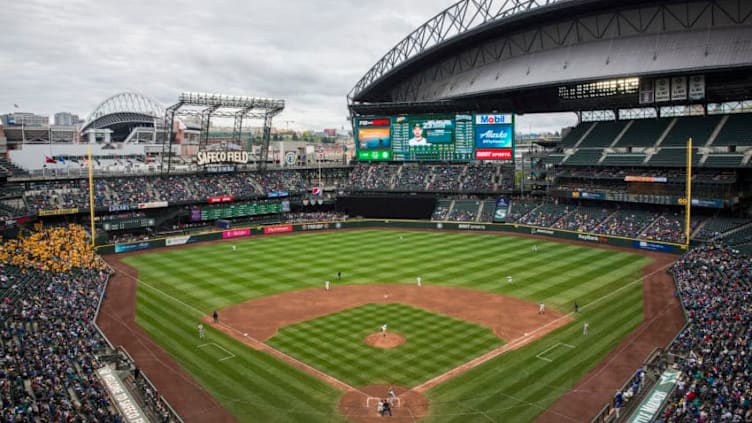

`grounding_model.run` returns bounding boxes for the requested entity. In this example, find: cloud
[0,0,574,132]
